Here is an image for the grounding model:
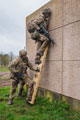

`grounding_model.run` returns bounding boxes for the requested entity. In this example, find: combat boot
[8,98,13,105]
[36,52,43,57]
[26,97,32,101]
[35,58,41,64]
